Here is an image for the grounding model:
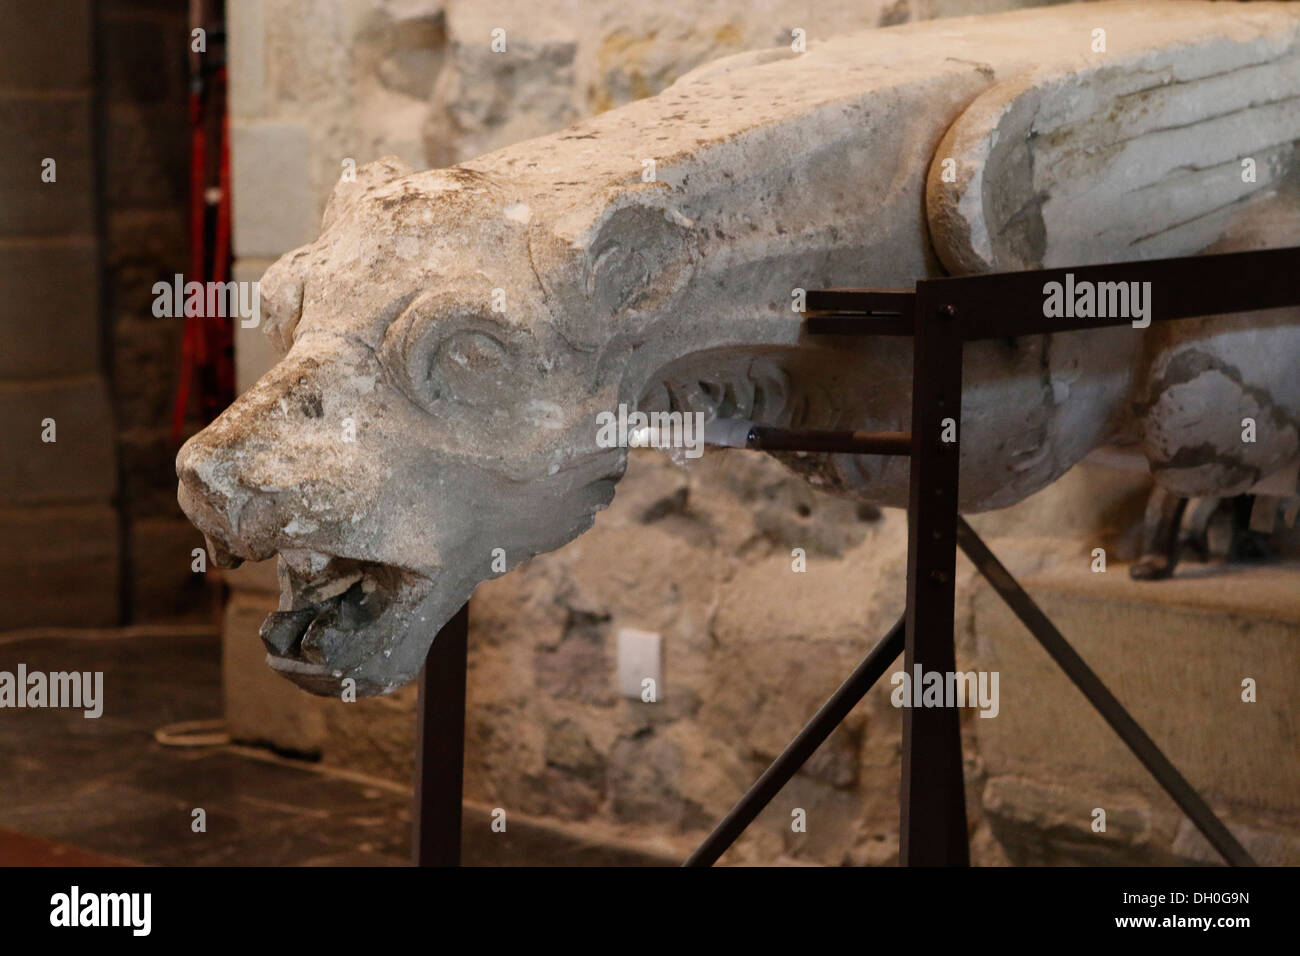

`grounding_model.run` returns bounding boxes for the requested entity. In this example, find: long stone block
[970,559,1300,859]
